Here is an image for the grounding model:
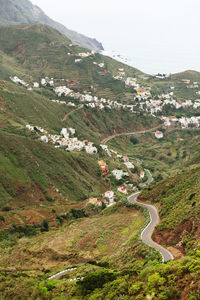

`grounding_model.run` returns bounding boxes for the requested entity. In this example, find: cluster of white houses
[160,115,200,128]
[141,95,200,115]
[25,125,98,154]
[53,85,137,112]
[10,73,200,128]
